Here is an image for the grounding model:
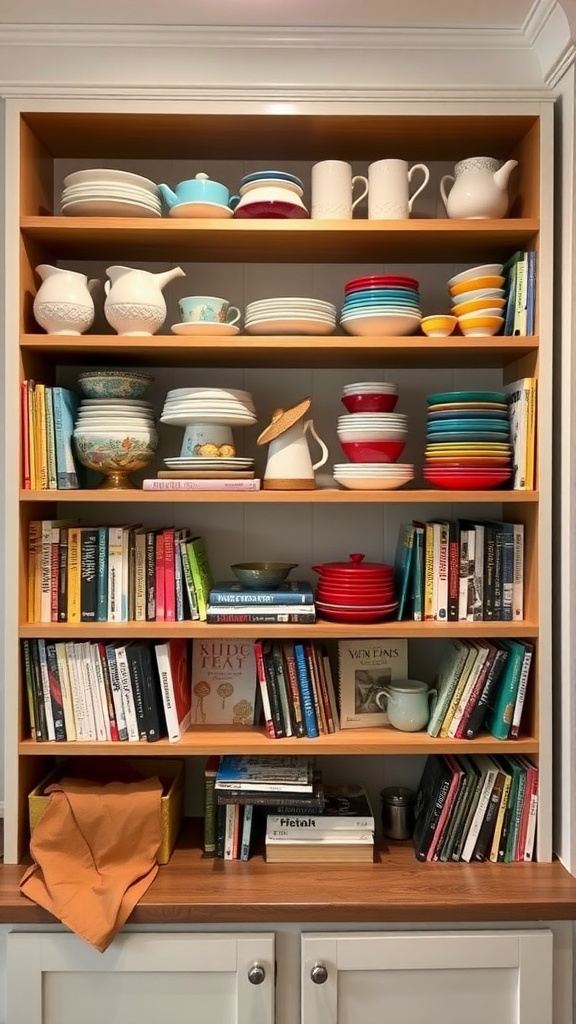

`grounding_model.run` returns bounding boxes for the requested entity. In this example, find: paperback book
[214,754,315,792]
[337,638,408,728]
